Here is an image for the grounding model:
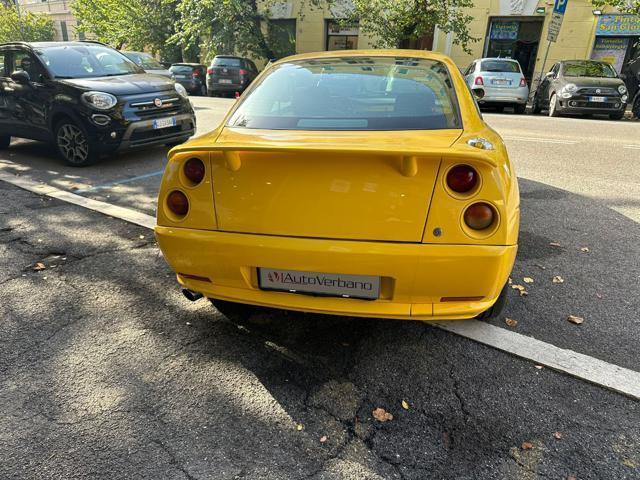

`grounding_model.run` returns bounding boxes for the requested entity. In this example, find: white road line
[1,170,639,400]
[503,136,578,145]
